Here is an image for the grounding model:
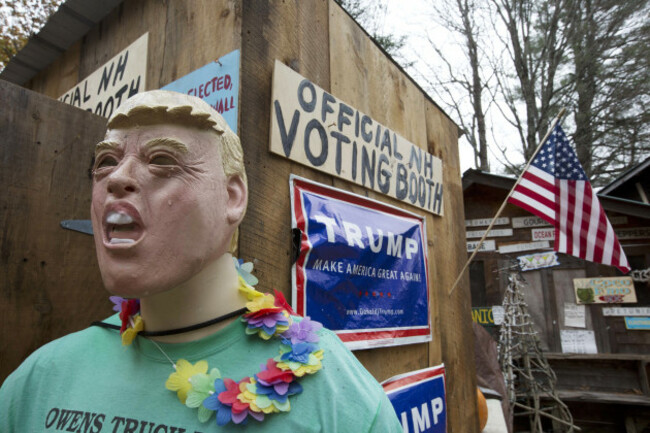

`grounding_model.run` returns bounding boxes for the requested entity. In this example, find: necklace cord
[91,307,248,337]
